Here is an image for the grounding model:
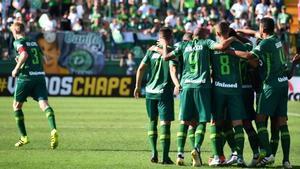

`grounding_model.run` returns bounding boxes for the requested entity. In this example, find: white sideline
[288,112,300,117]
